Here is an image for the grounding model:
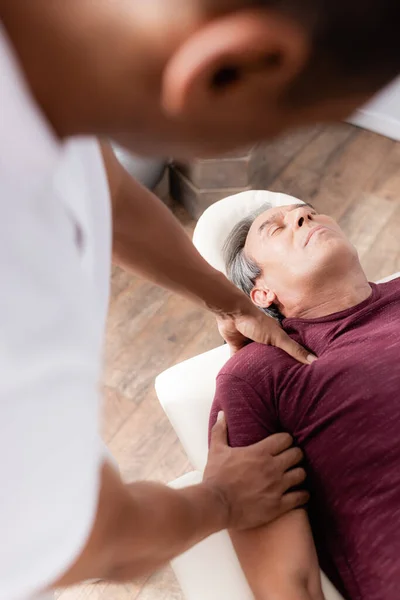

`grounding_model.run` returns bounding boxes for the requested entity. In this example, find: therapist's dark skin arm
[53,417,308,587]
[100,142,315,364]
